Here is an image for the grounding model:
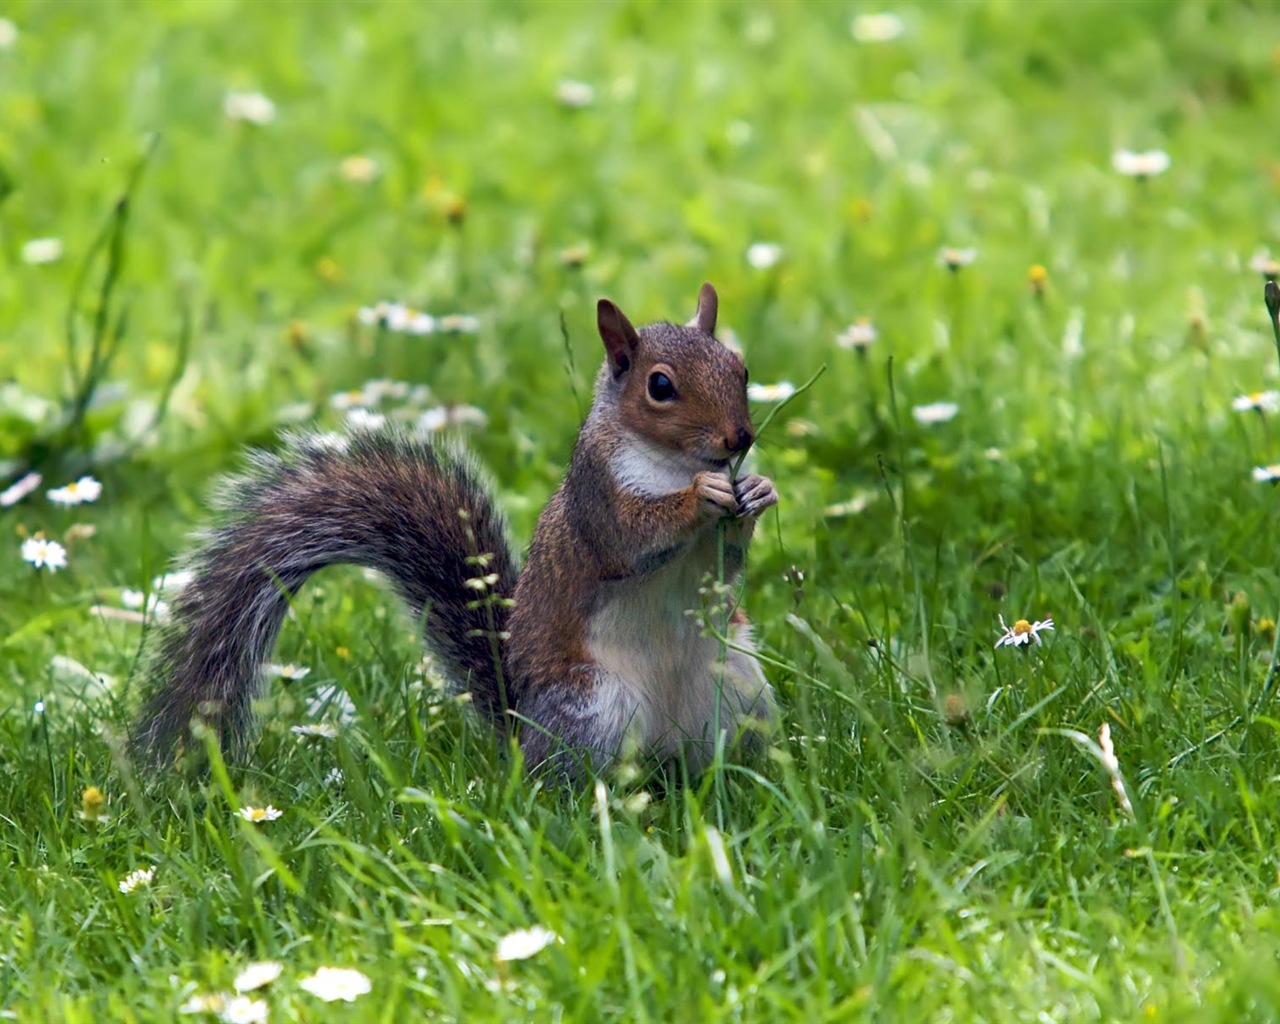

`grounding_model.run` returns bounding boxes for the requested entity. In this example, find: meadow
[4,0,1280,1020]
